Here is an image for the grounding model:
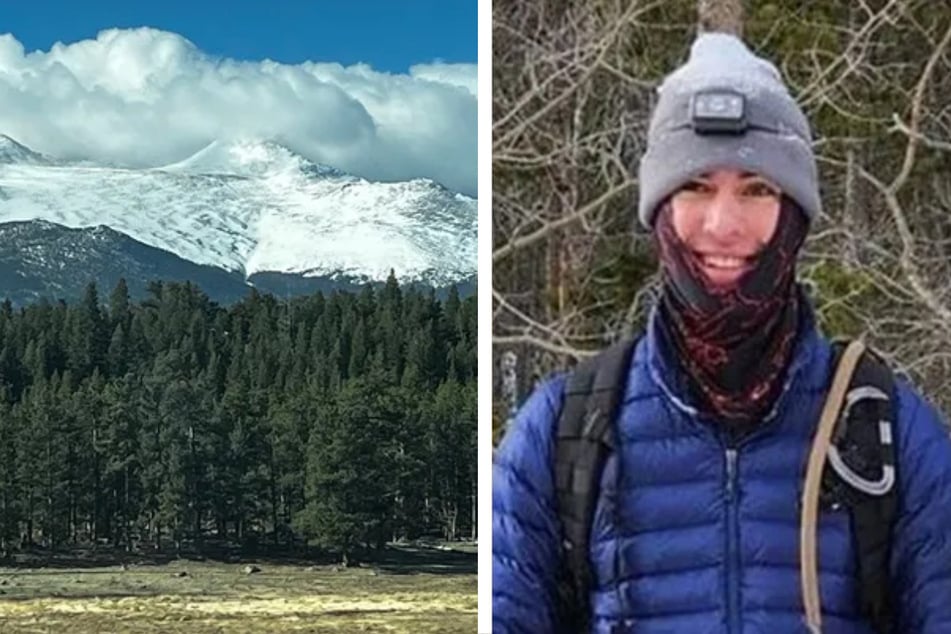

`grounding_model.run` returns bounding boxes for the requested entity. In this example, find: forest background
[0,274,477,565]
[493,0,951,434]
